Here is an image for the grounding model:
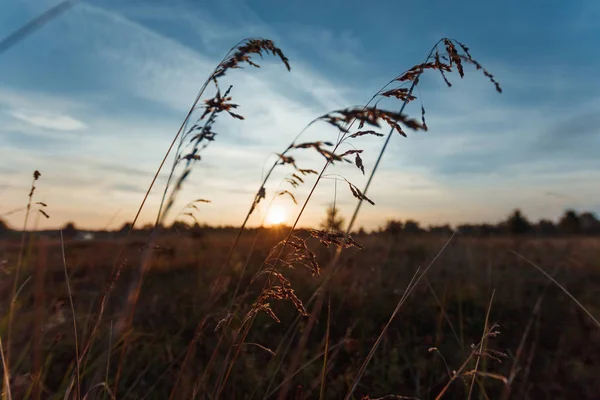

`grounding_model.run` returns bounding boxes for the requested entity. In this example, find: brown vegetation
[1,233,599,398]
